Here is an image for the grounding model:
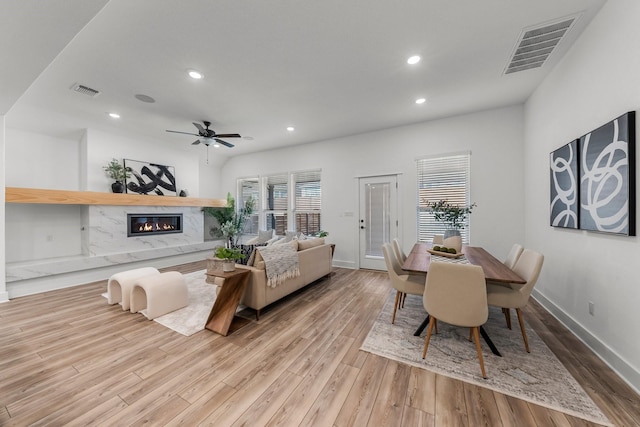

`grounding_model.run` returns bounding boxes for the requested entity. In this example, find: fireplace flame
[136,222,176,232]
